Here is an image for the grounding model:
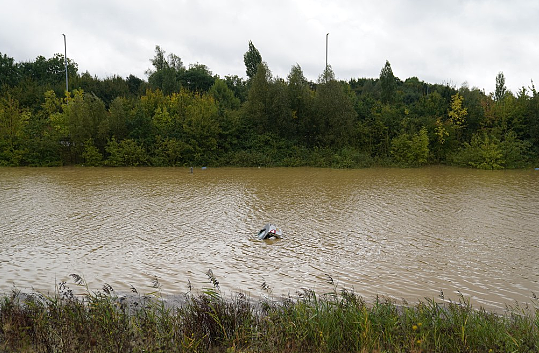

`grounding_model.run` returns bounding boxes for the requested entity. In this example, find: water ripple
[1,167,538,311]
